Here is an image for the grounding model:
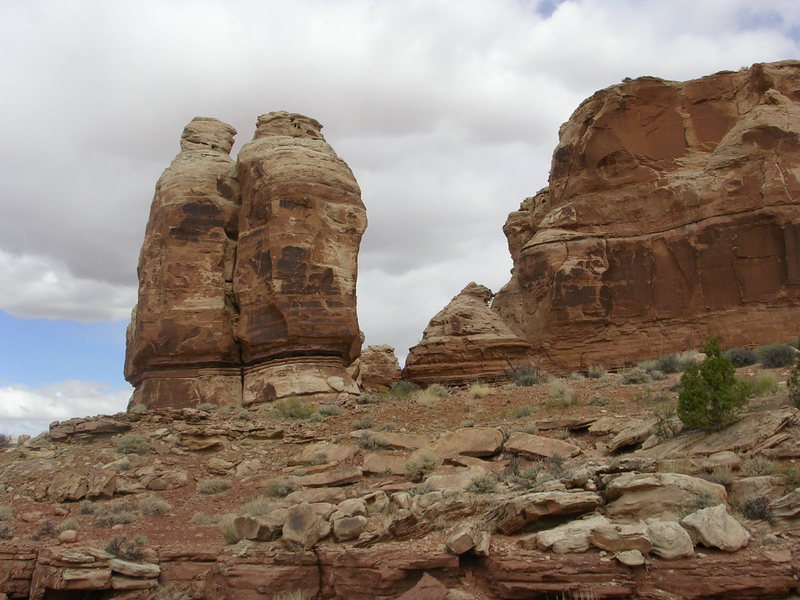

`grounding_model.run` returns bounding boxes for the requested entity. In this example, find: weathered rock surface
[503,431,581,459]
[352,345,402,392]
[493,61,800,373]
[487,490,603,534]
[681,504,751,552]
[605,472,727,519]
[236,112,367,404]
[125,117,242,408]
[646,519,695,560]
[404,283,534,385]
